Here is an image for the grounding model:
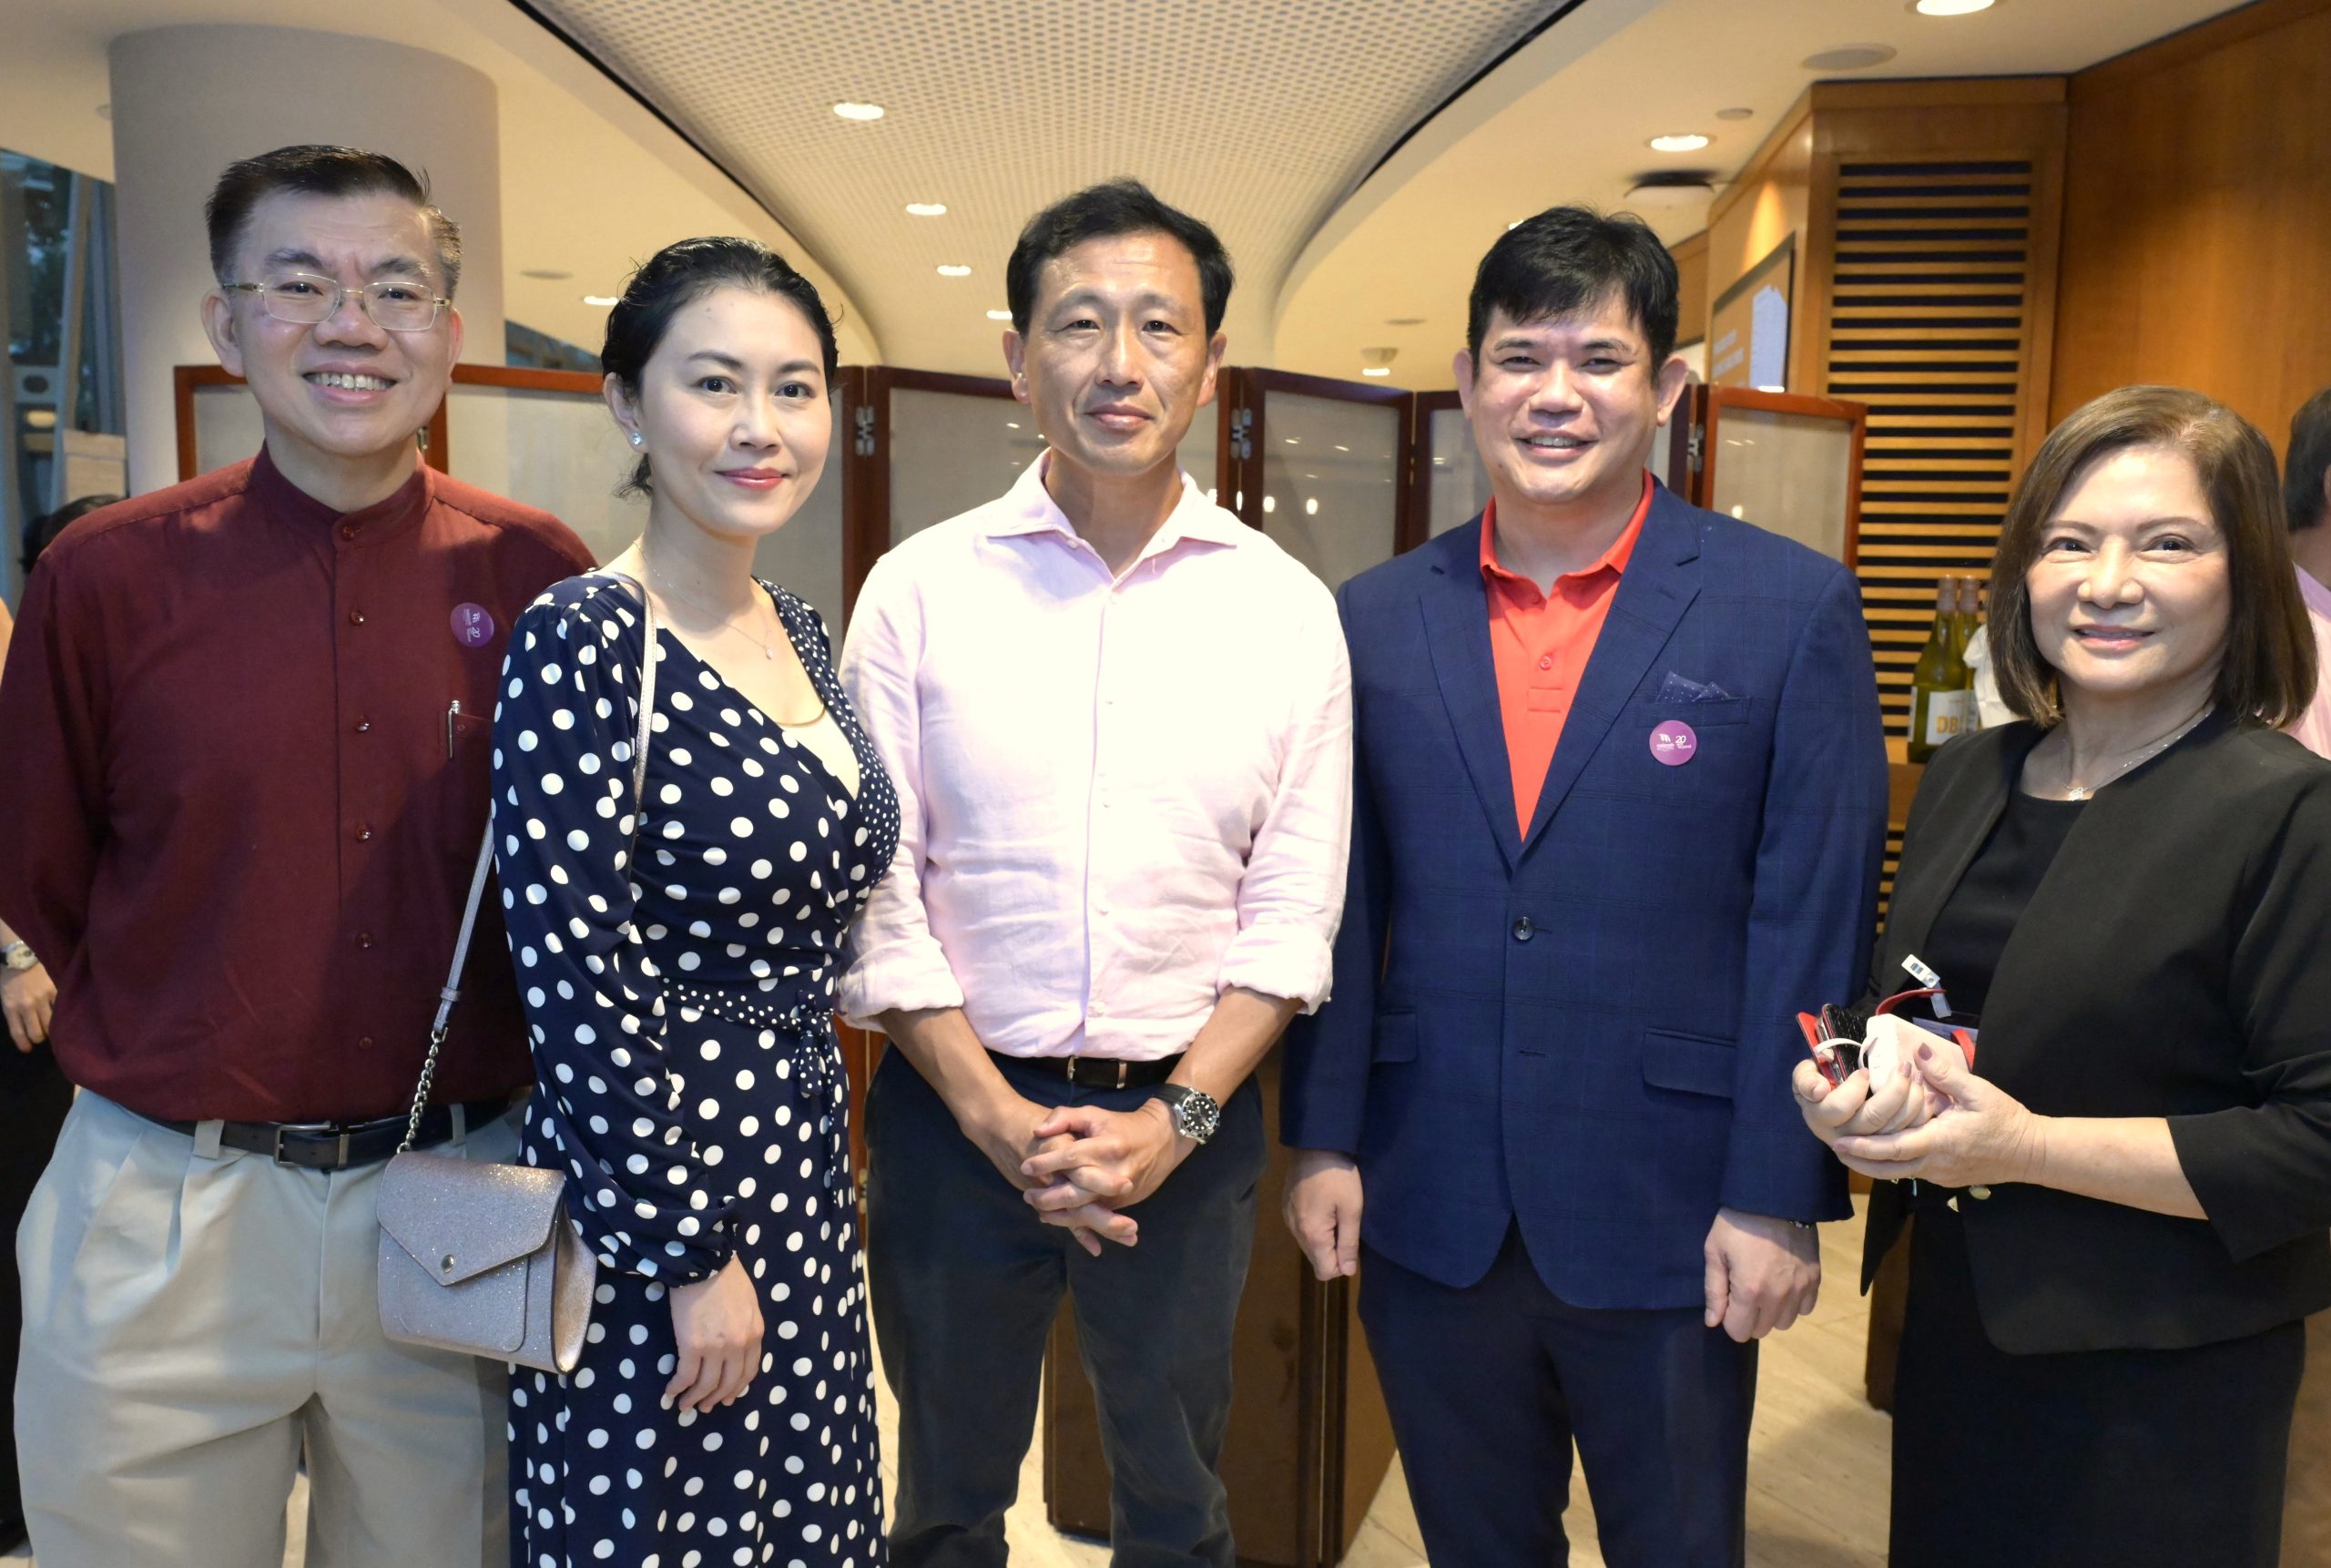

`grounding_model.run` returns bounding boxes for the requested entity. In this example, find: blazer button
[1511,917,1534,942]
